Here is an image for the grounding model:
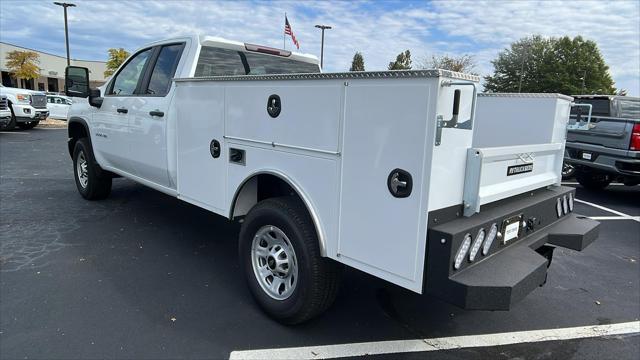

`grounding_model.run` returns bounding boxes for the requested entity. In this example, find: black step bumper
[425,186,599,310]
